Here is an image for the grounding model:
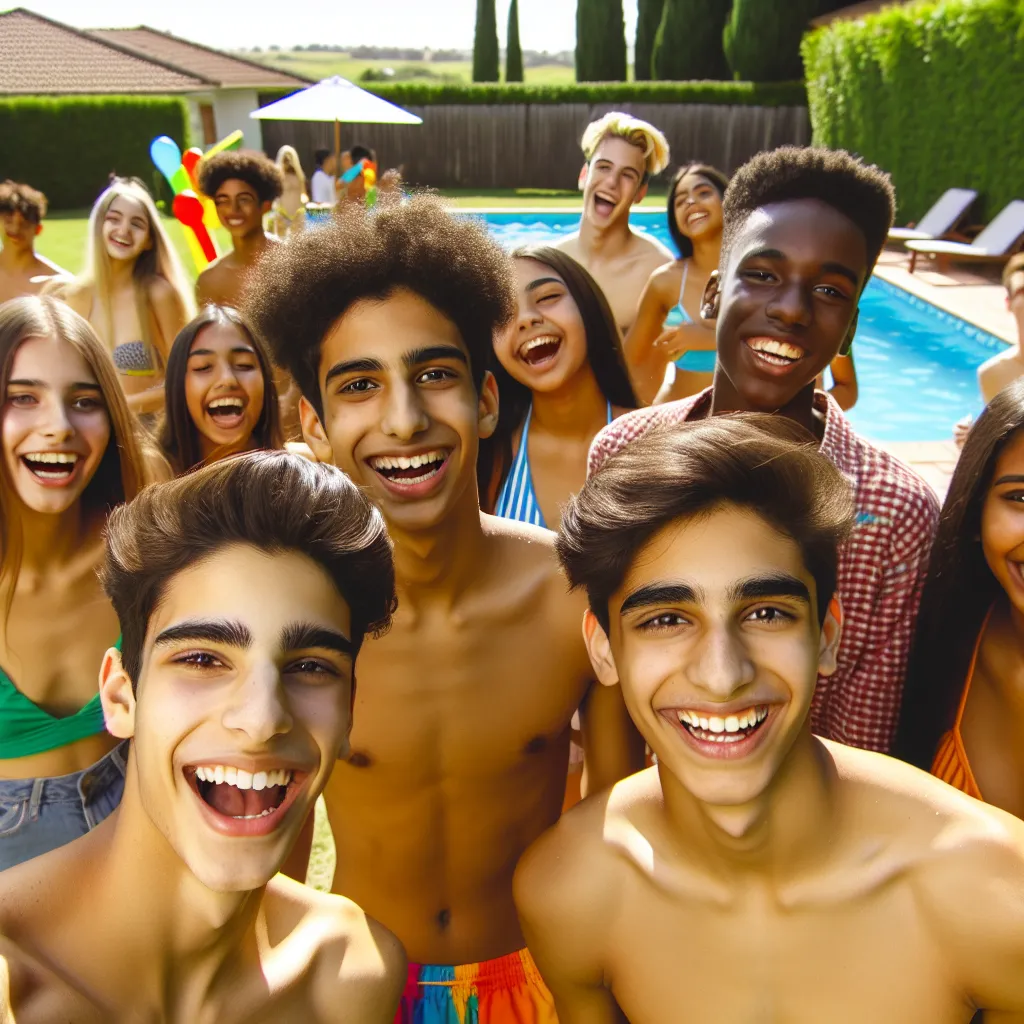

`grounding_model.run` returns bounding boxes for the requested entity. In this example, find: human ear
[100,647,137,740]
[633,182,649,205]
[261,200,273,215]
[700,270,721,322]
[582,610,620,688]
[34,224,43,237]
[840,310,858,357]
[478,370,499,440]
[299,395,334,464]
[817,595,843,677]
